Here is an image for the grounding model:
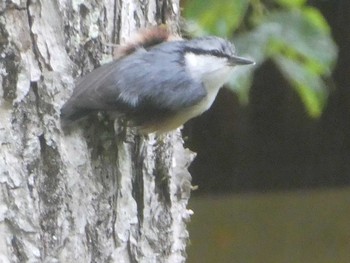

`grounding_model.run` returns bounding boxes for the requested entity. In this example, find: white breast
[184,52,235,116]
